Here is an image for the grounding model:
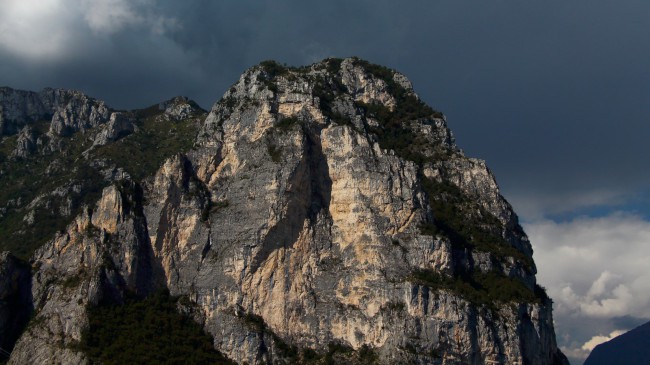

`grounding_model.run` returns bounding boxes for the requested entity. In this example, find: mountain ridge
[0,57,568,364]
[0,90,206,258]
[584,321,650,365]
